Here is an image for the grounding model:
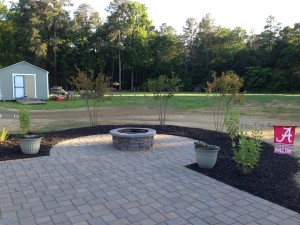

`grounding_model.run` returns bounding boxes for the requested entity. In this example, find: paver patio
[0,134,299,225]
